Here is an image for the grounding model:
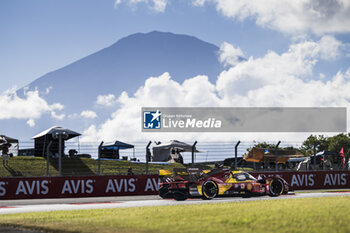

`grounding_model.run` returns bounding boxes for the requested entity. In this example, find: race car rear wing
[159,167,211,181]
